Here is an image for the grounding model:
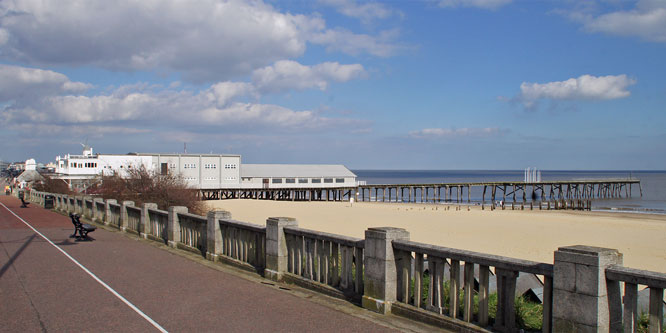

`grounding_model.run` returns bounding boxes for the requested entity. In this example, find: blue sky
[1,0,665,169]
